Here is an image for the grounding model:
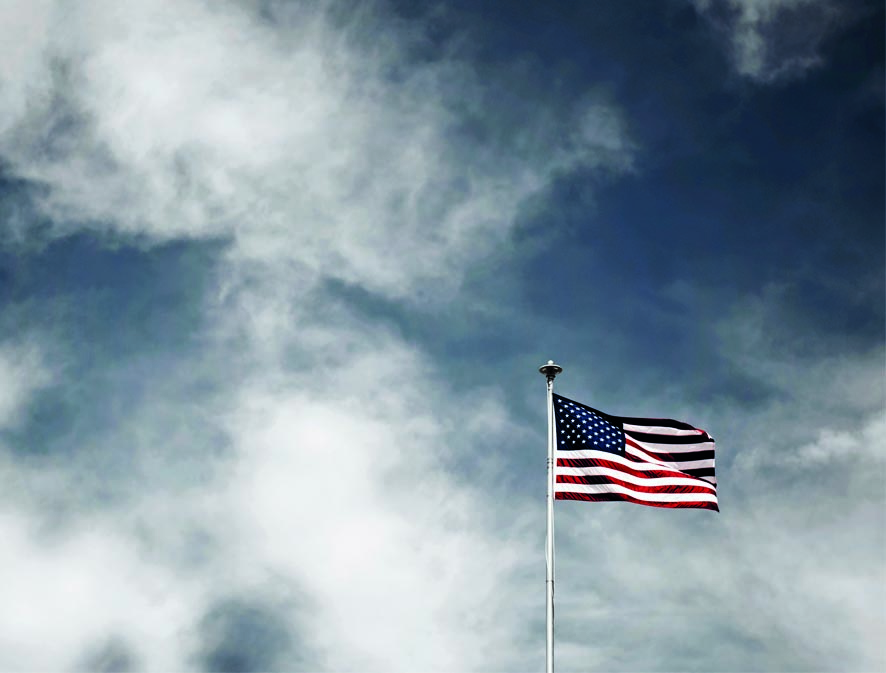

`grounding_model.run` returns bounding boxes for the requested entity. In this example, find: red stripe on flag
[555,491,720,511]
[557,456,711,485]
[557,473,716,495]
